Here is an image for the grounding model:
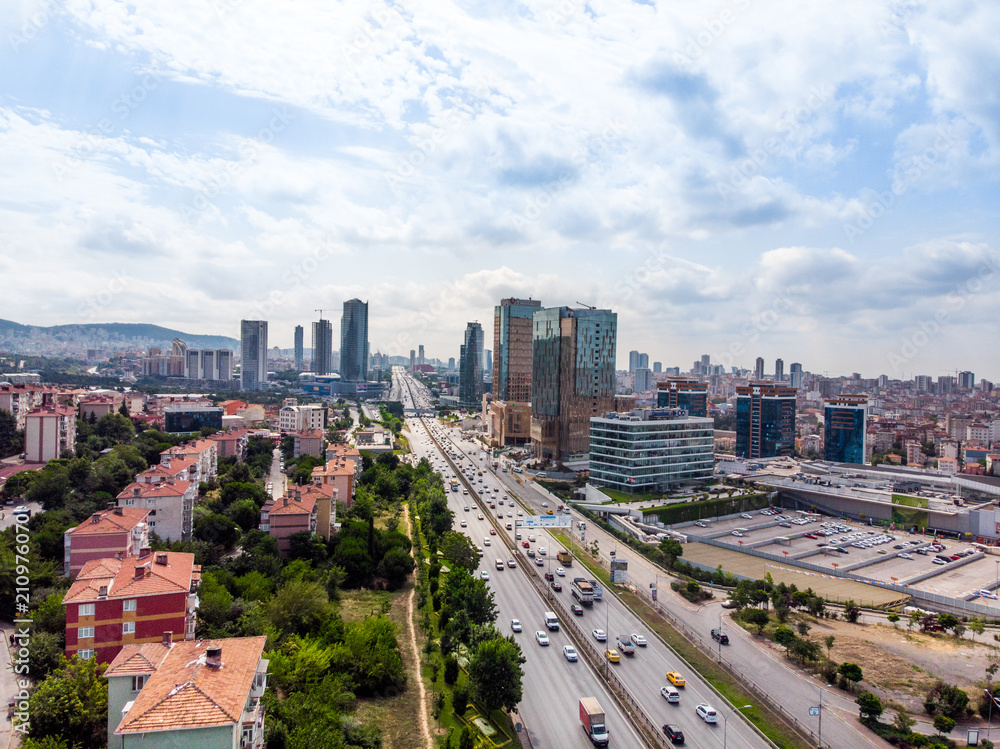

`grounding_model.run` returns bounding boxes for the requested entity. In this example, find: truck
[579,697,610,746]
[589,579,603,601]
[615,635,635,656]
[556,550,573,566]
[571,577,594,606]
